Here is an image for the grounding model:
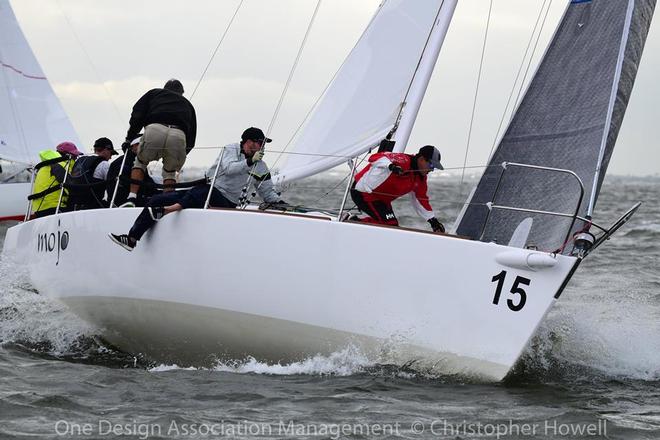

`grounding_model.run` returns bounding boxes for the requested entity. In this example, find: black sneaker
[148,206,165,221]
[108,233,136,251]
[119,197,137,208]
